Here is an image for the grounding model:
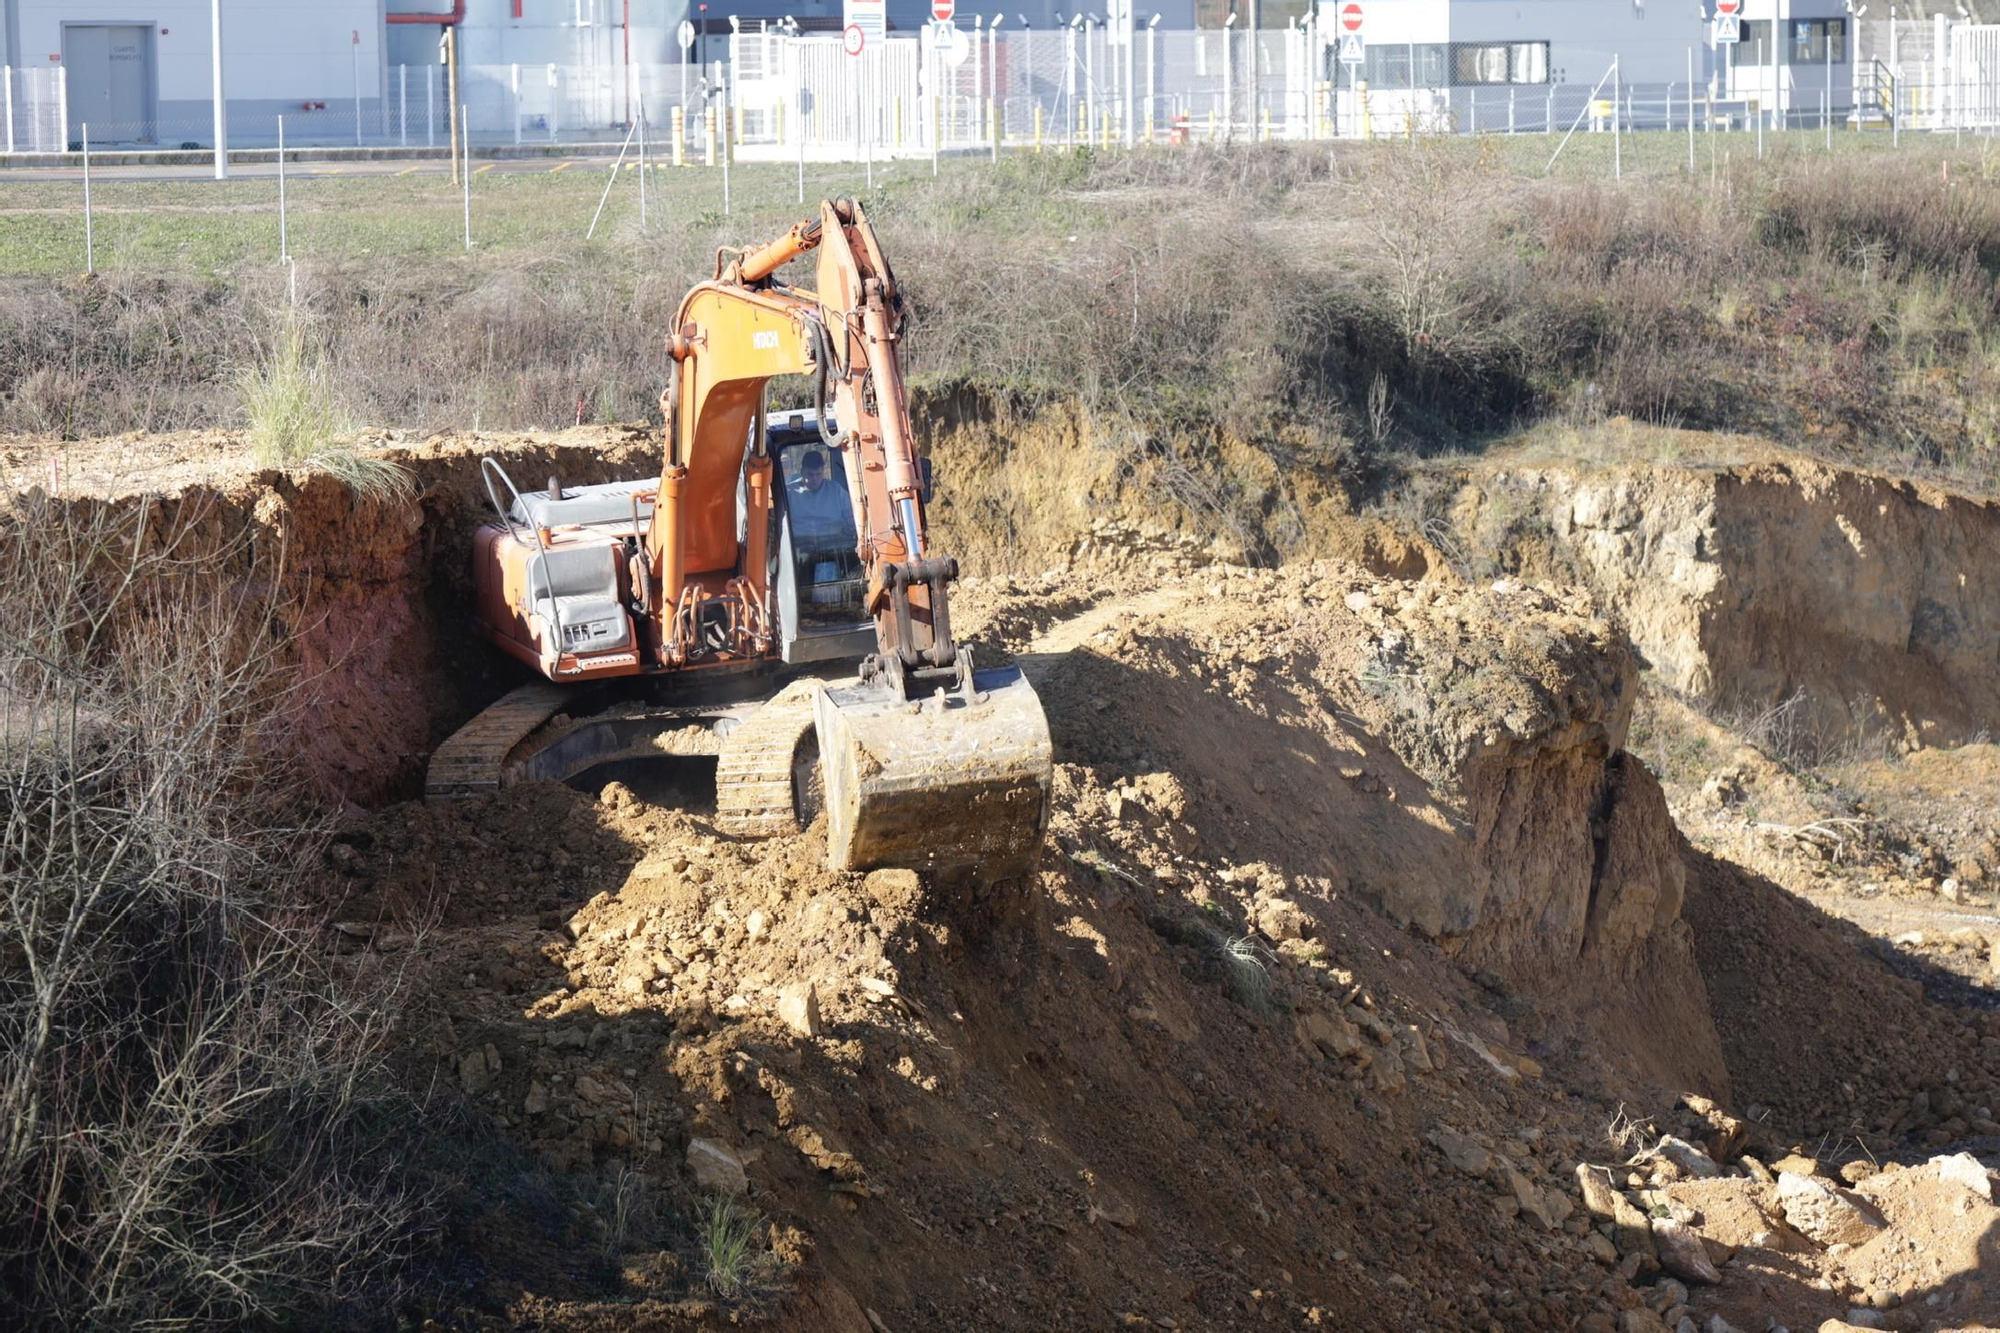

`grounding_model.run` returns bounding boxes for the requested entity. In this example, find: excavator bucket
[814,664,1053,885]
